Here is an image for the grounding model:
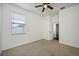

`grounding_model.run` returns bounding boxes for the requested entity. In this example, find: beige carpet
[2,39,79,56]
